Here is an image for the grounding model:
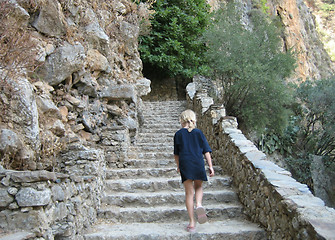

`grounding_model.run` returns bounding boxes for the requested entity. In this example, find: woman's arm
[204,152,214,177]
[174,154,180,173]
